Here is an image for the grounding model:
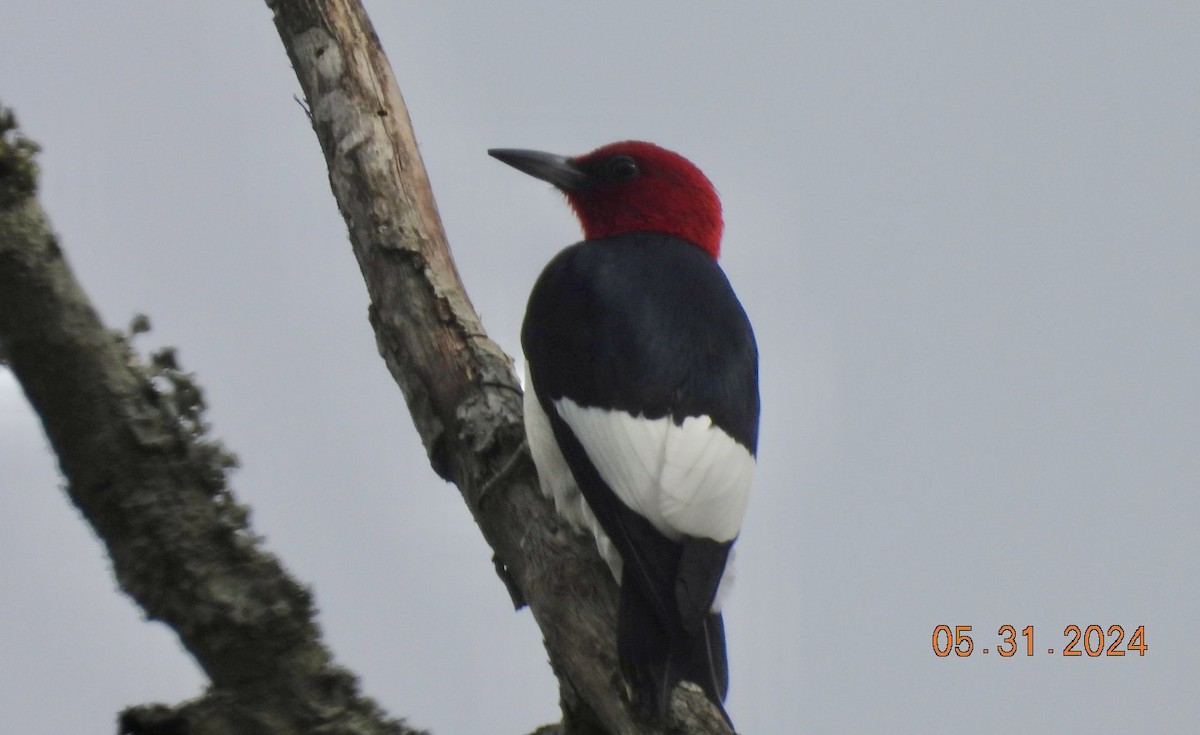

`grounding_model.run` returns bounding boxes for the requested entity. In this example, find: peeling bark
[263,3,737,733]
